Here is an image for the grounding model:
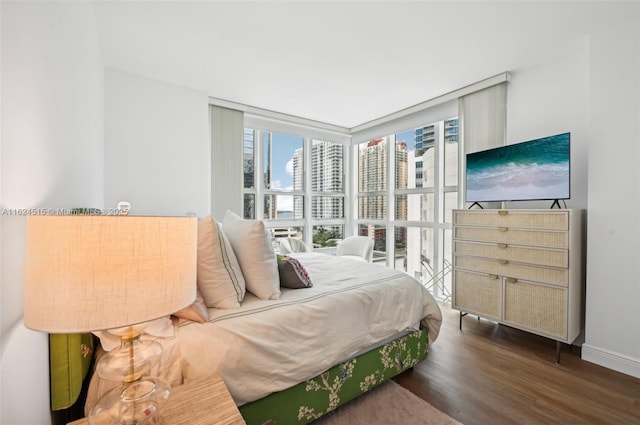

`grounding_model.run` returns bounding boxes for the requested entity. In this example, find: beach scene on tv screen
[466,133,570,202]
